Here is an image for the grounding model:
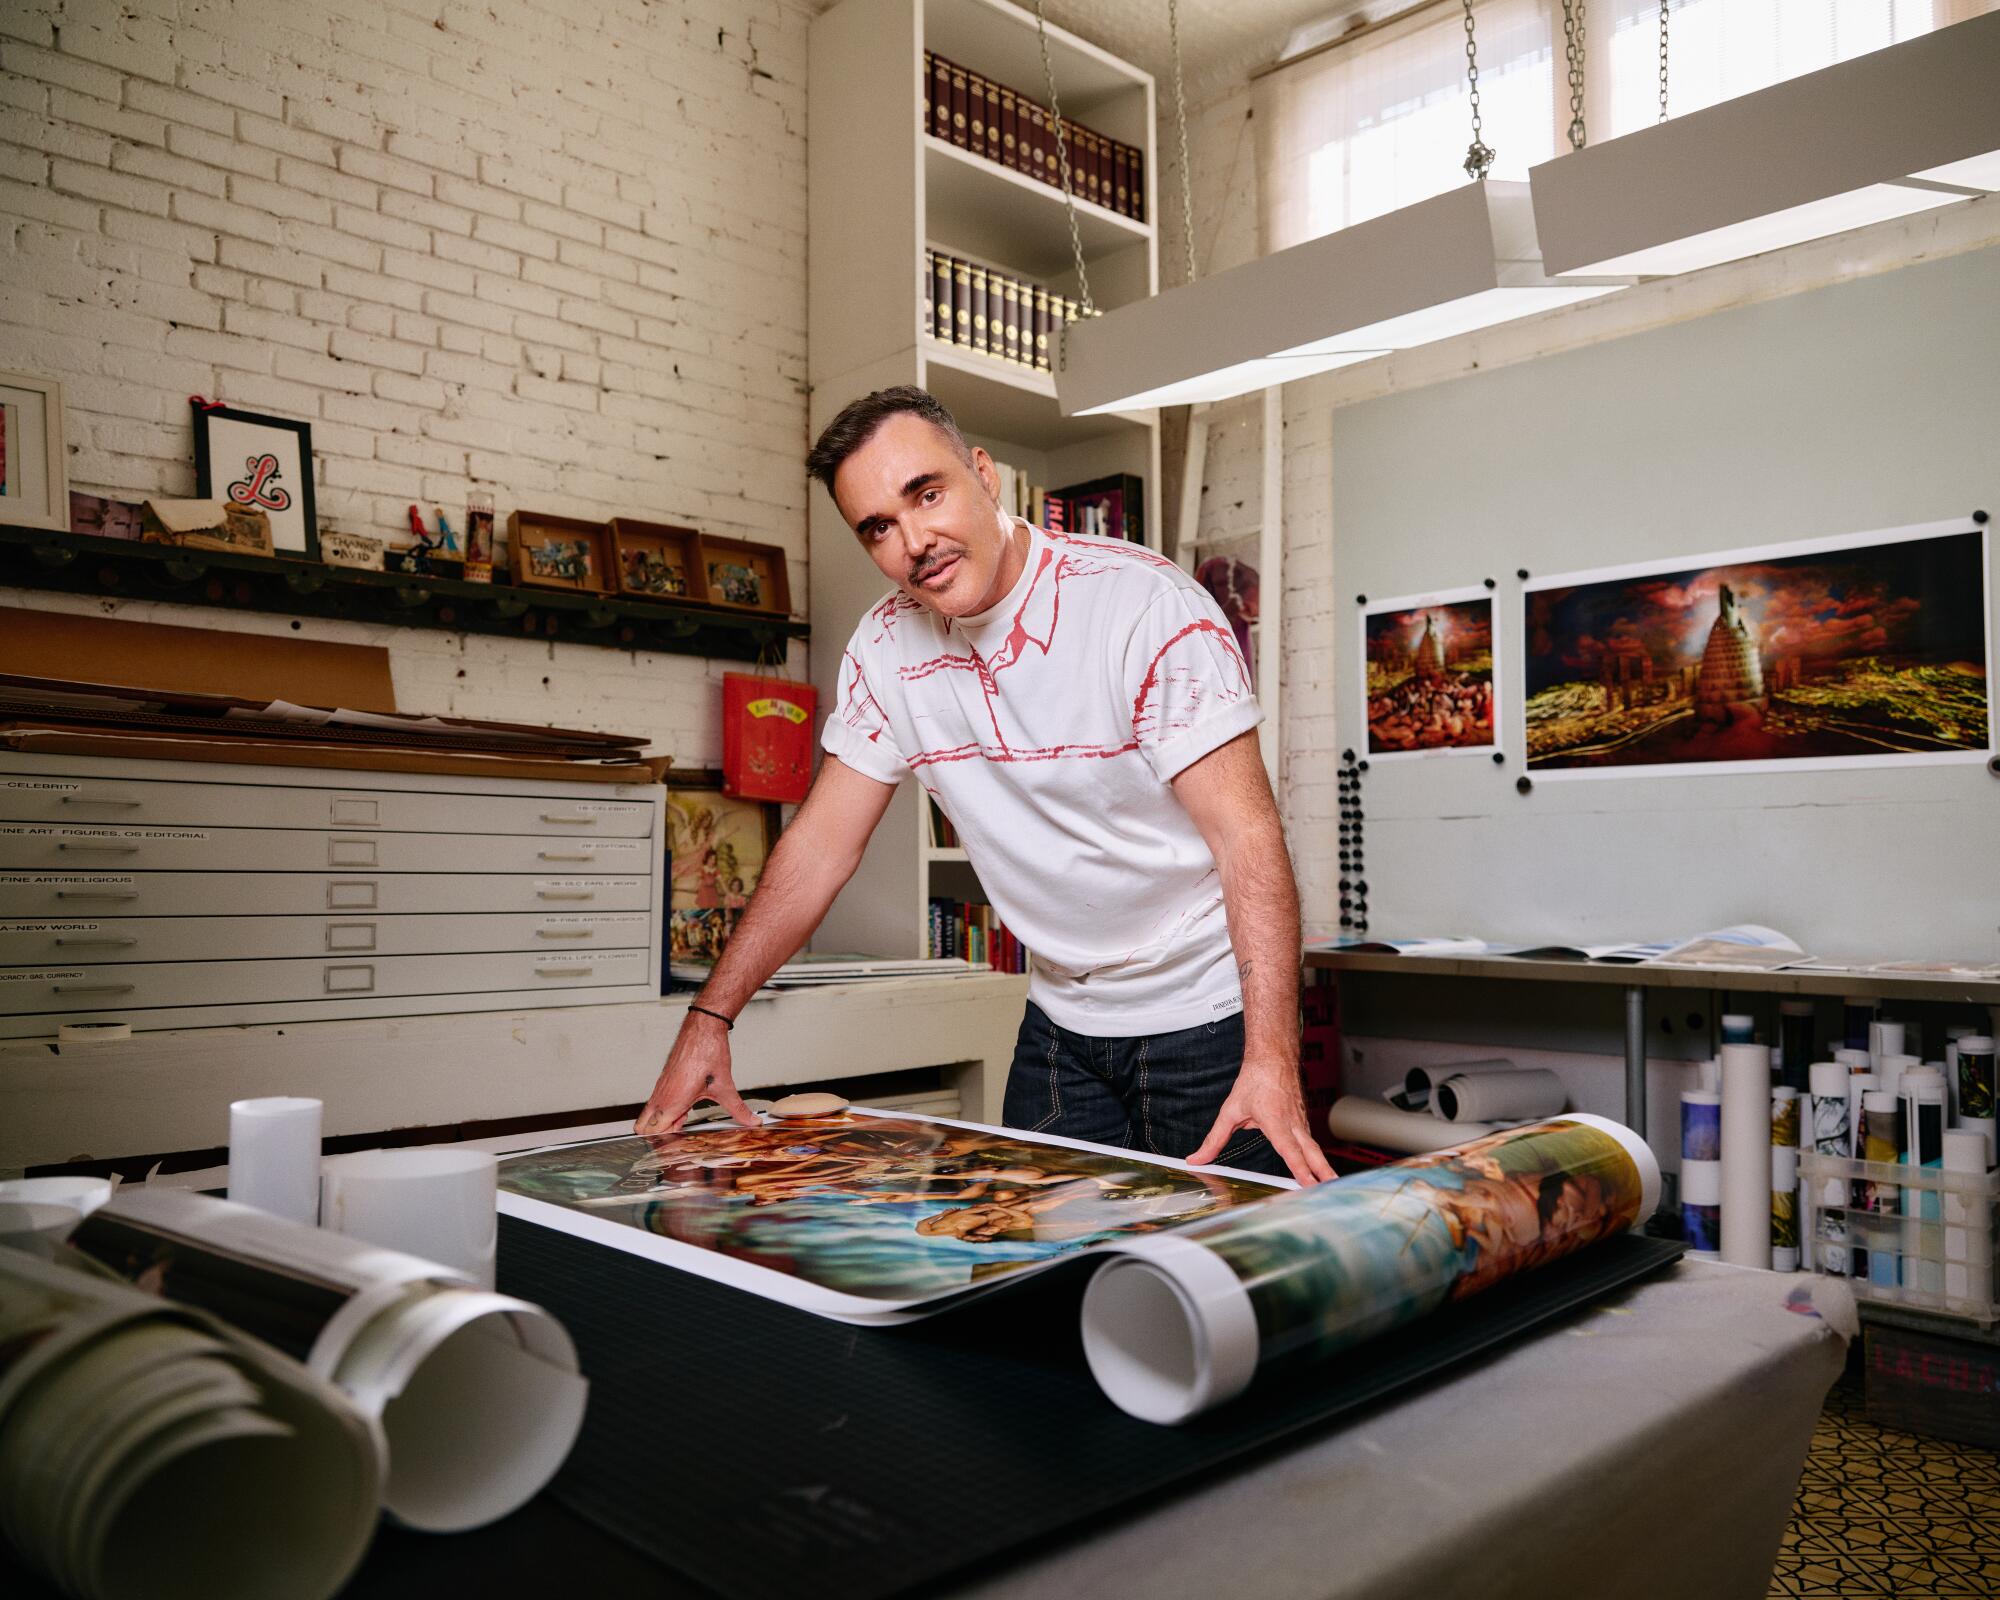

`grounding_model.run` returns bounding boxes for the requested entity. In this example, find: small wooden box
[608,518,702,603]
[508,511,613,594]
[696,533,791,616]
